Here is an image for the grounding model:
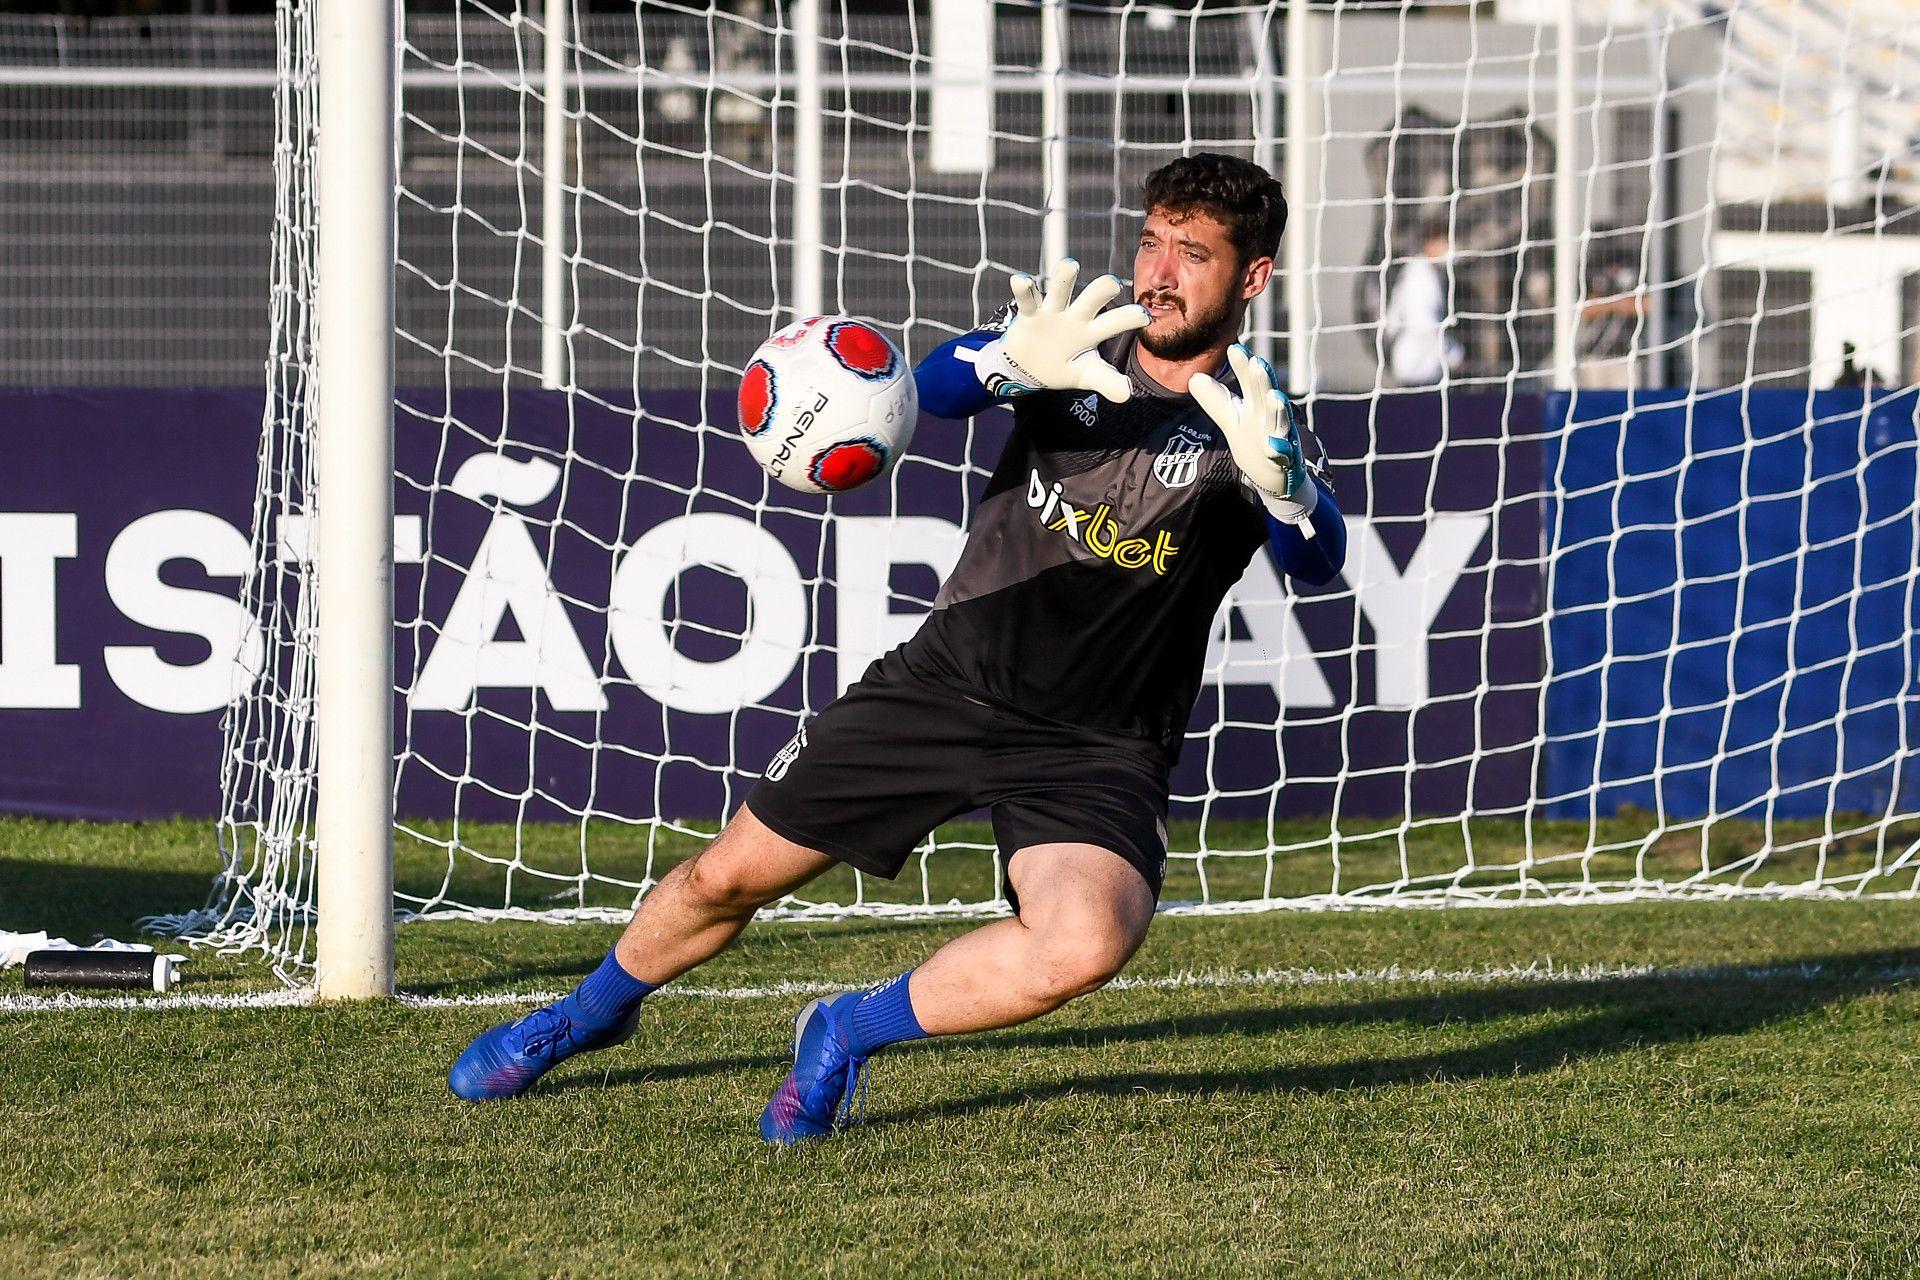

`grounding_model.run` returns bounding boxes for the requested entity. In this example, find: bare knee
[1023,927,1138,1006]
[665,806,837,921]
[678,847,777,918]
